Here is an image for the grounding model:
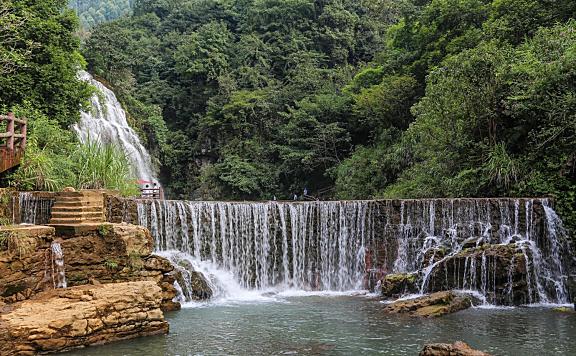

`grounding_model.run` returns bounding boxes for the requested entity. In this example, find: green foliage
[103,259,119,270]
[81,0,576,234]
[0,0,92,127]
[127,250,144,271]
[72,136,139,195]
[97,223,112,237]
[8,108,139,196]
[69,0,134,28]
[84,0,391,199]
